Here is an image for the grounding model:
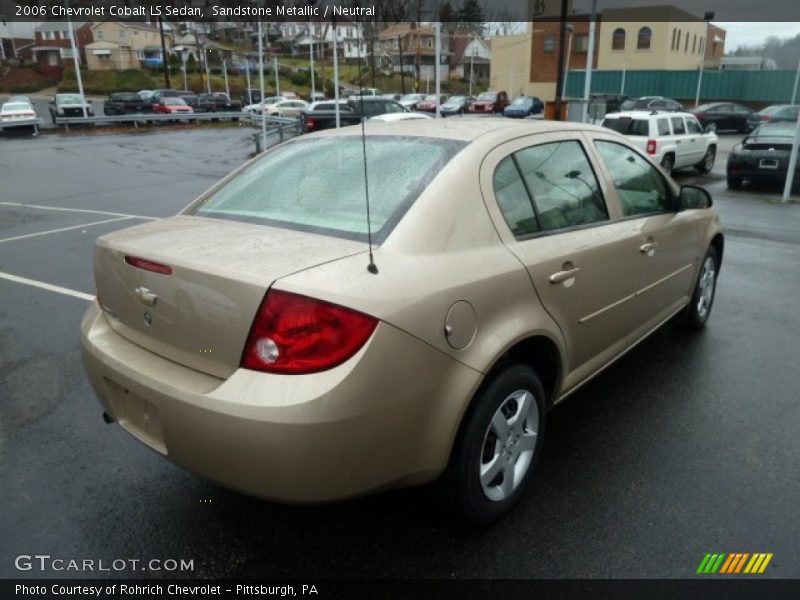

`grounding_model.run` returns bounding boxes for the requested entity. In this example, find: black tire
[678,245,719,330]
[661,154,675,175]
[696,147,716,173]
[440,364,546,524]
[727,173,742,189]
